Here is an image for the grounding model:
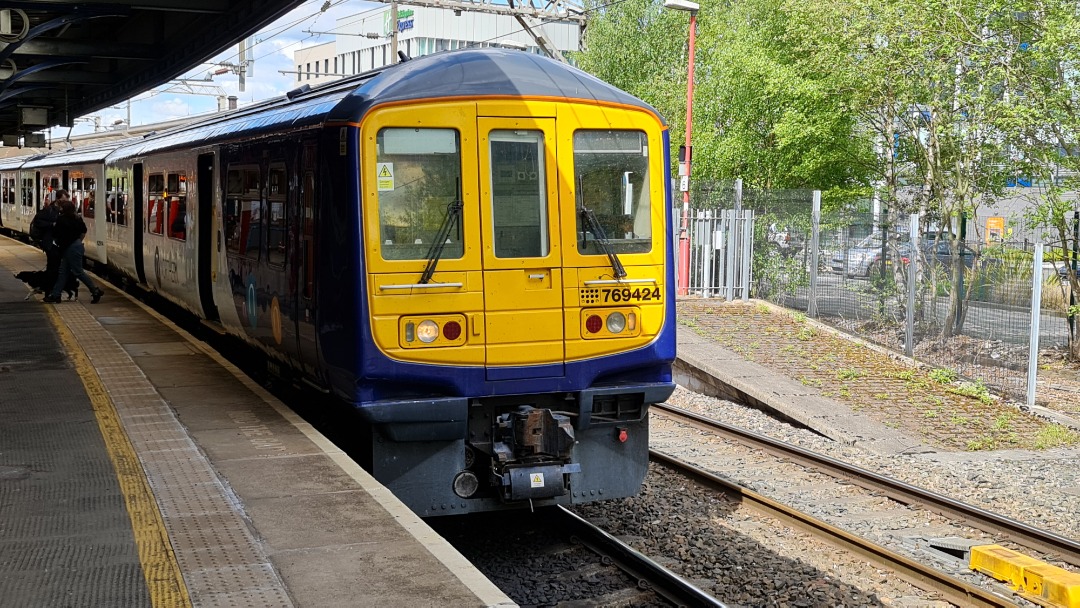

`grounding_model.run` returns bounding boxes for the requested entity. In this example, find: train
[0,48,677,516]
